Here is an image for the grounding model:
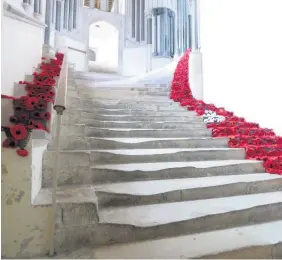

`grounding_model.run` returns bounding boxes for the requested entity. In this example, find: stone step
[44,148,245,170]
[47,137,229,150]
[77,120,206,129]
[82,98,173,104]
[90,148,245,164]
[85,127,210,138]
[42,159,265,187]
[95,173,282,207]
[61,221,282,259]
[53,192,282,249]
[90,160,265,183]
[79,101,180,110]
[66,109,192,117]
[78,115,202,122]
